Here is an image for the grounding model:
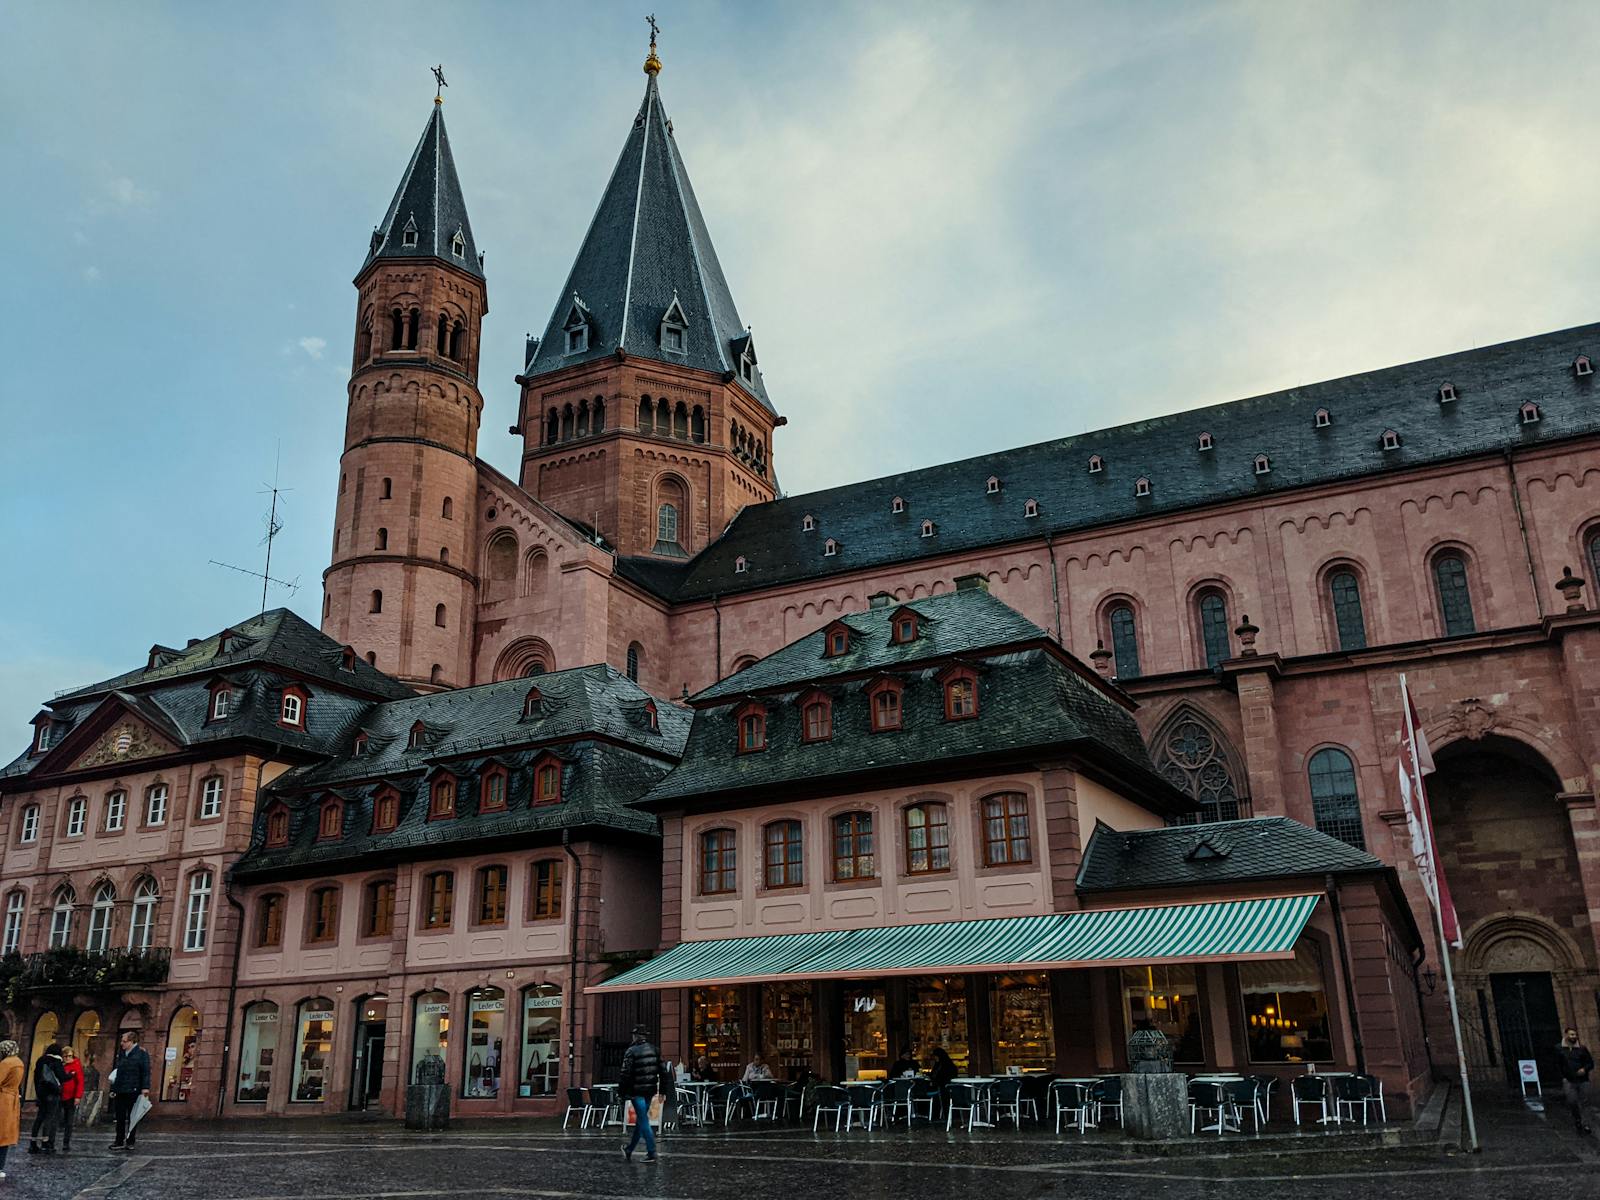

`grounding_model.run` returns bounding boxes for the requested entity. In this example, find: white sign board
[165,1046,178,1061]
[1518,1059,1541,1095]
